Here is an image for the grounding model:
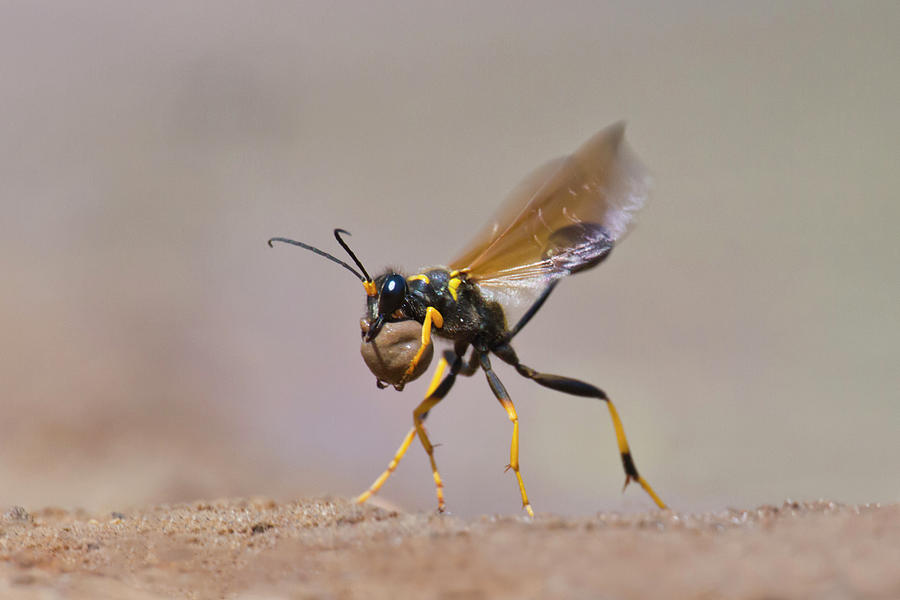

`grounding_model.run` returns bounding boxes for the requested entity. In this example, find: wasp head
[363,272,408,342]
